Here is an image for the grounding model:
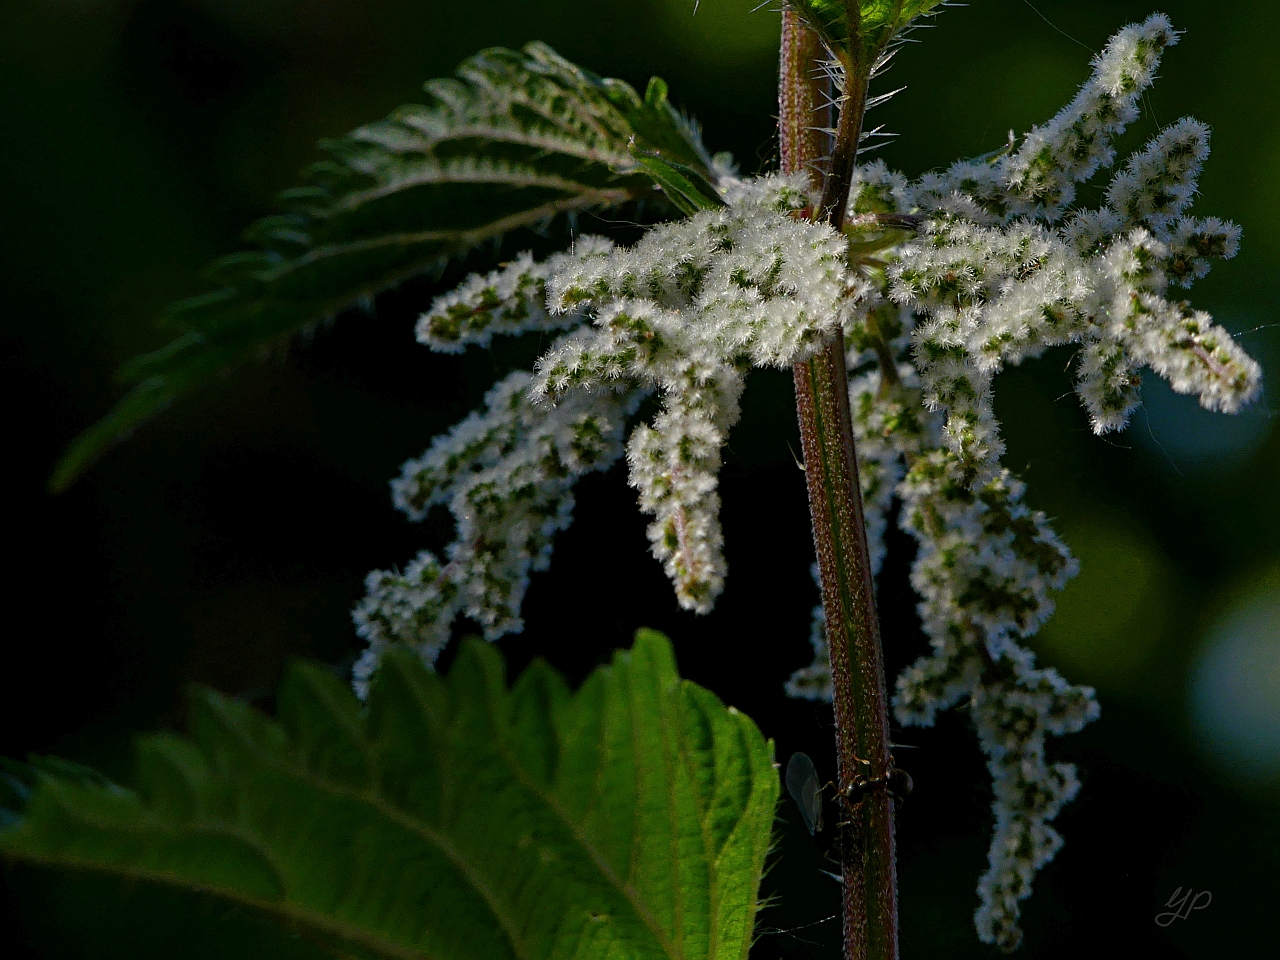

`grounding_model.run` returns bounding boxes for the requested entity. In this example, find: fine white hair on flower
[907,14,1179,225]
[352,368,645,695]
[1063,117,1216,262]
[416,236,614,352]
[889,198,1258,464]
[1000,14,1179,218]
[971,676,1094,950]
[1104,117,1209,233]
[533,172,869,611]
[357,171,869,659]
[848,361,933,577]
